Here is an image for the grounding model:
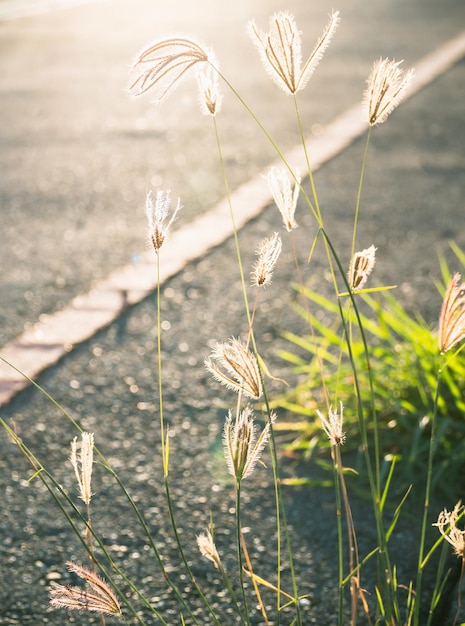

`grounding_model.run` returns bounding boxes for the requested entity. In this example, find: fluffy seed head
[70,432,94,505]
[438,272,465,353]
[267,167,301,231]
[251,232,282,287]
[433,502,465,558]
[363,57,414,125]
[197,530,222,569]
[128,37,211,102]
[49,562,121,616]
[223,407,275,482]
[248,10,340,95]
[205,337,262,399]
[348,245,377,291]
[197,58,223,116]
[317,402,345,446]
[146,189,181,253]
